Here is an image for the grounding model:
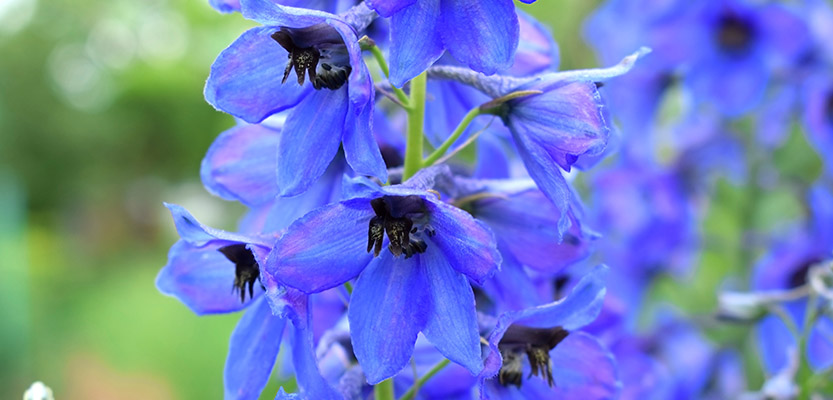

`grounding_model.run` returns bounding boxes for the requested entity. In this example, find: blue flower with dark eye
[266,166,501,384]
[205,0,385,196]
[366,0,527,87]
